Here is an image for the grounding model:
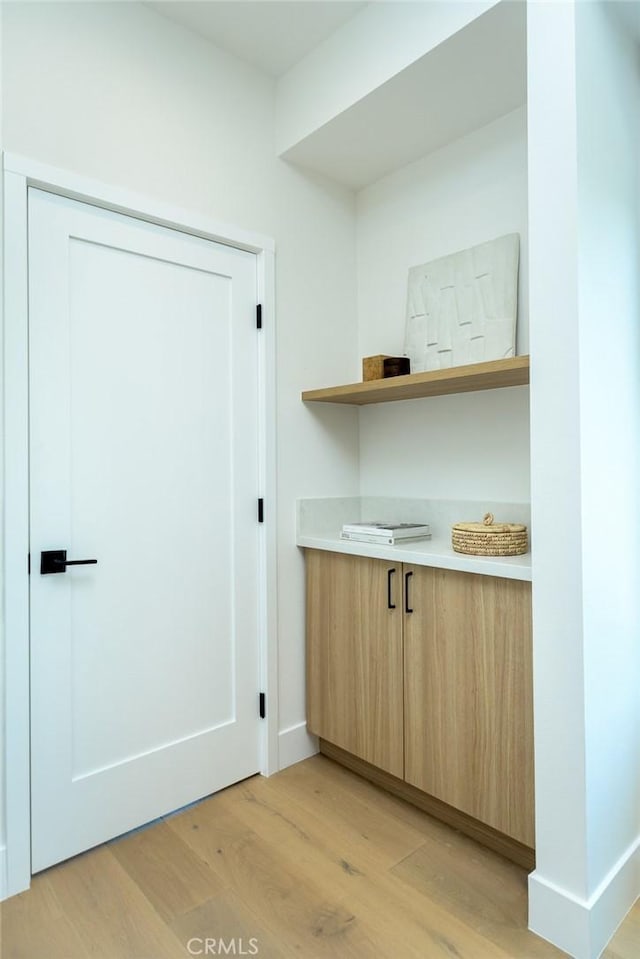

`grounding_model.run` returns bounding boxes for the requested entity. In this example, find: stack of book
[340,521,431,546]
